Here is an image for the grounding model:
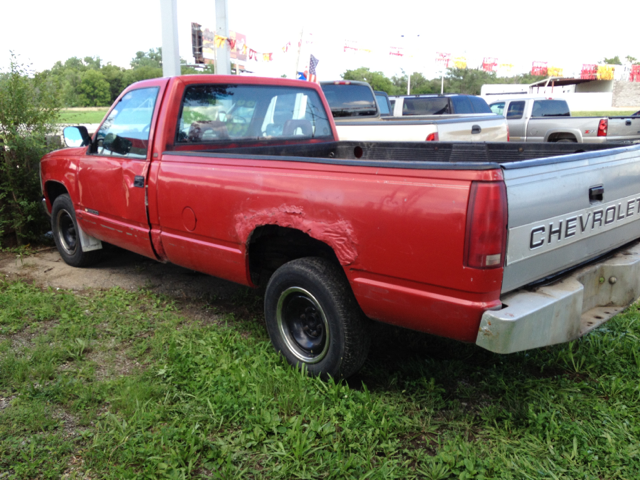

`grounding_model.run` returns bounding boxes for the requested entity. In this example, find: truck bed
[183,140,637,168]
[175,141,640,293]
